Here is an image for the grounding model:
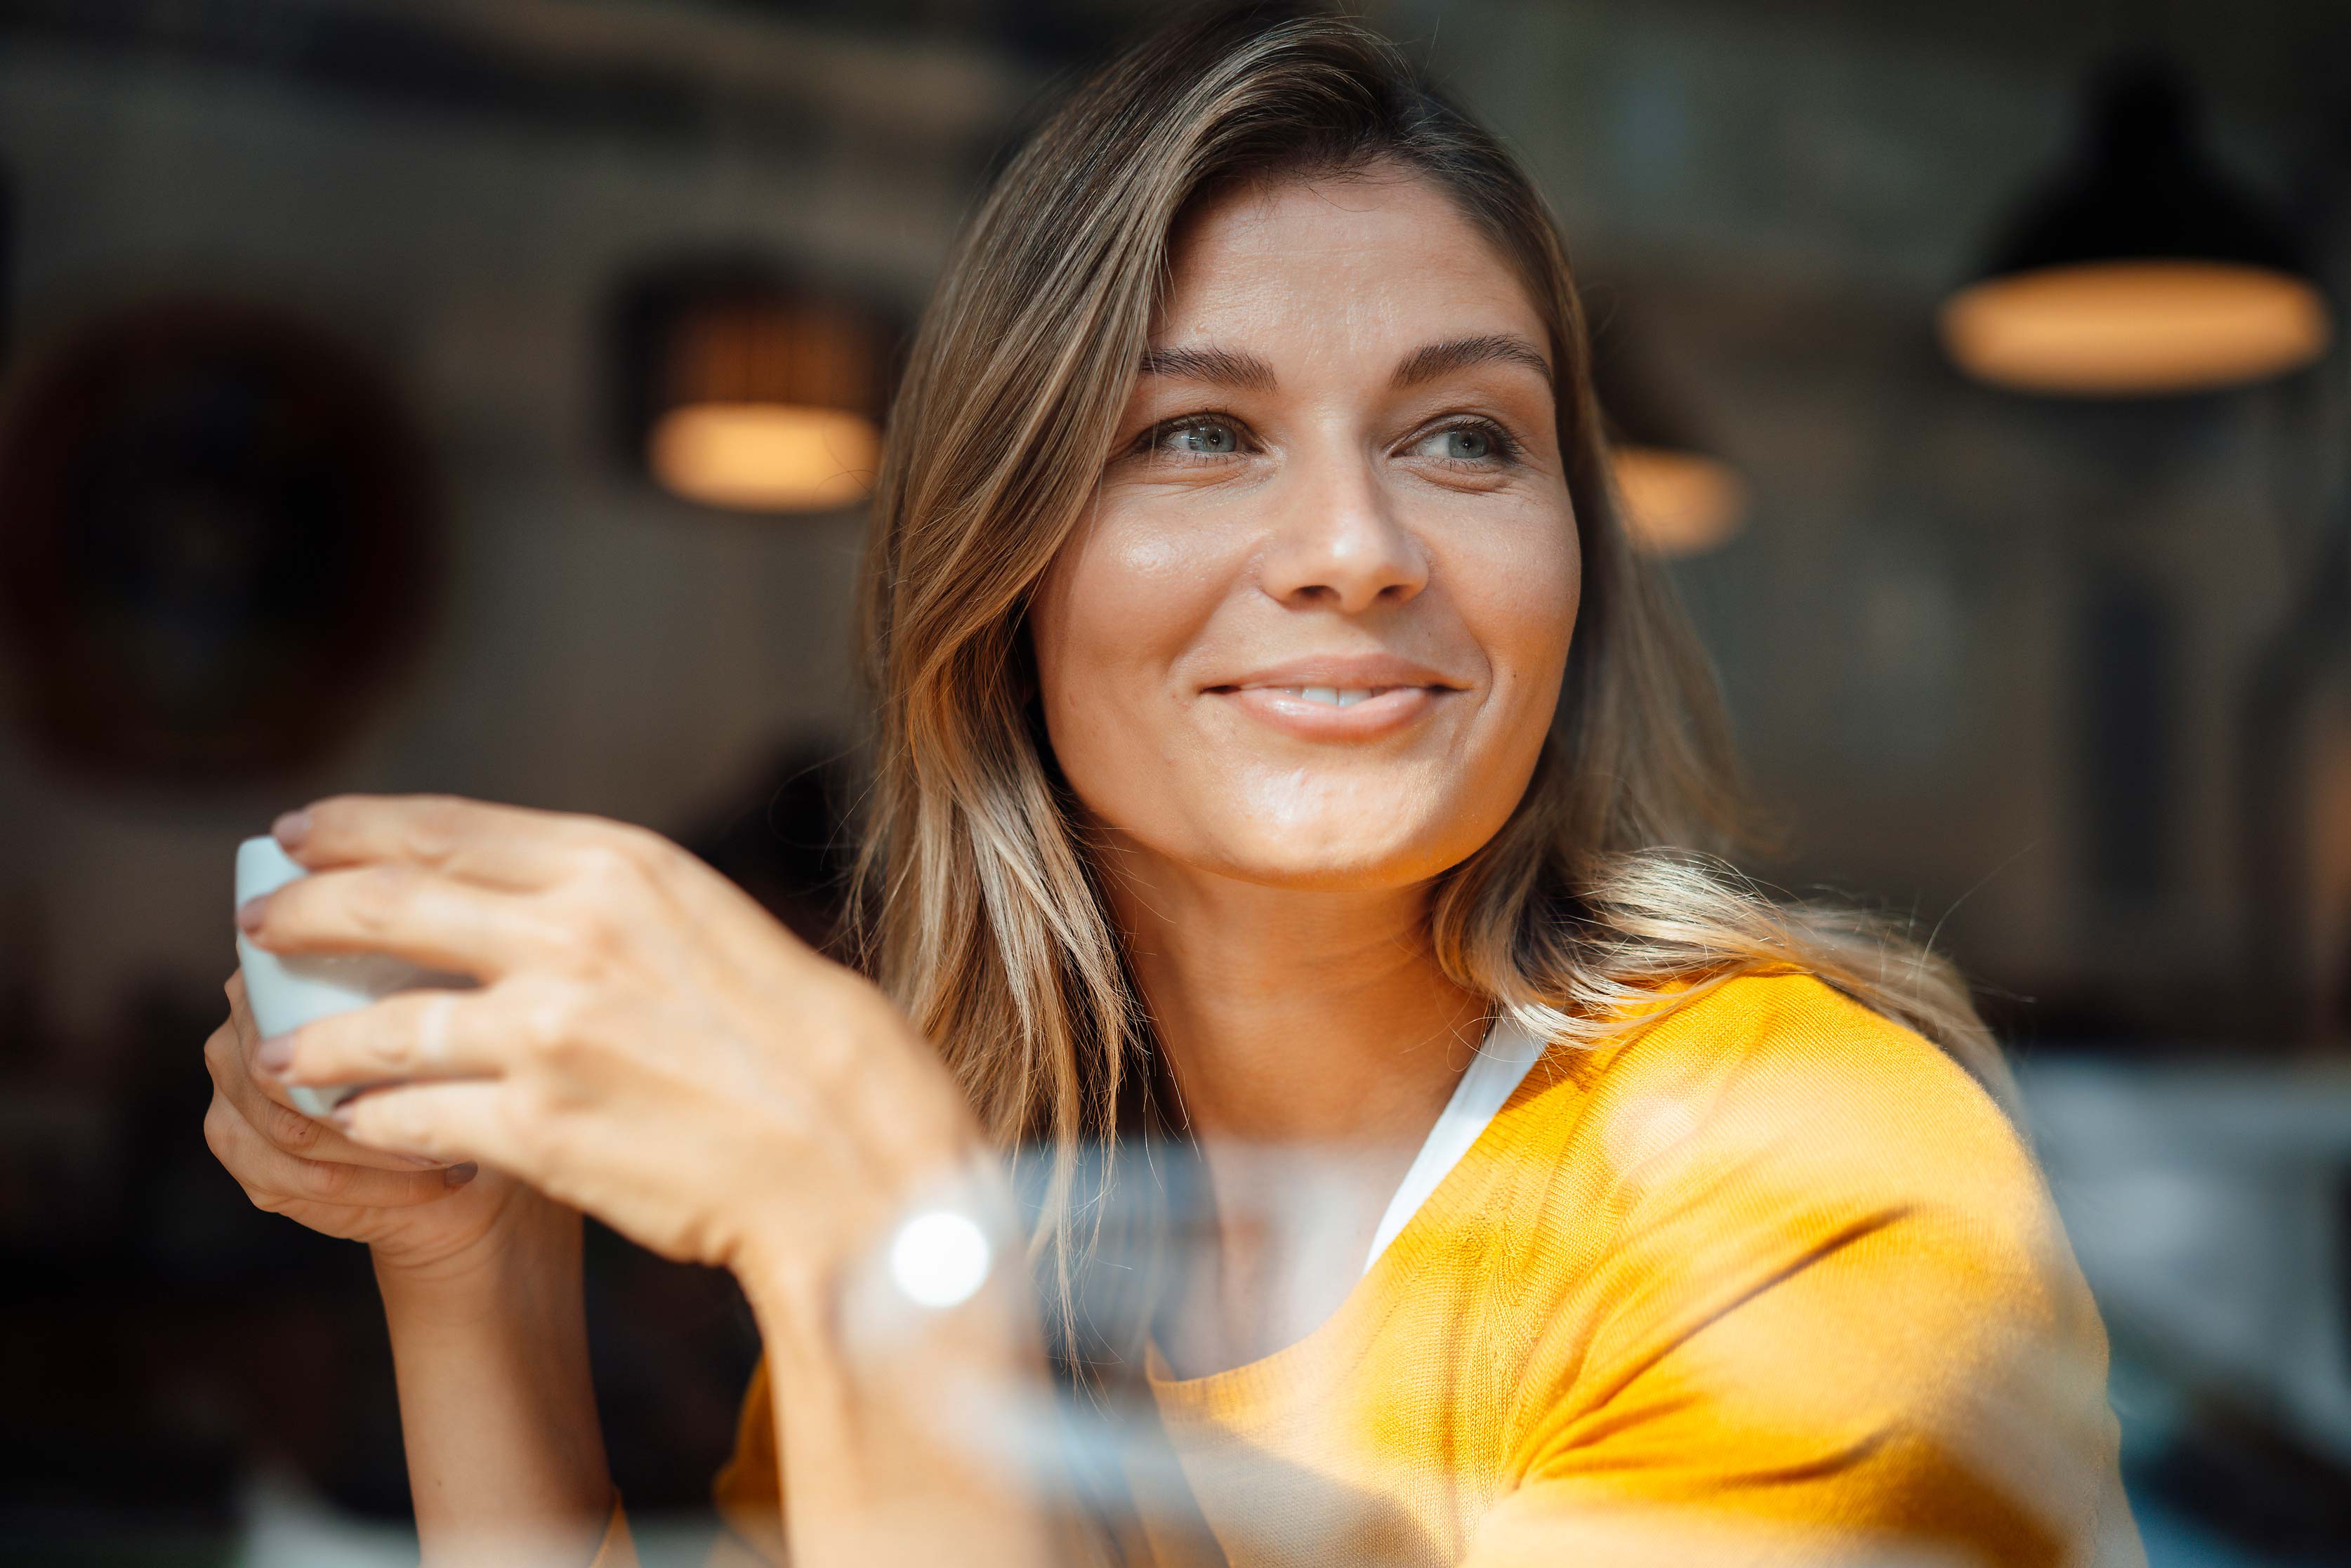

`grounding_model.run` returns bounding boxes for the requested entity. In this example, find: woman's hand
[203,966,568,1280]
[212,961,616,1565]
[239,796,1066,1568]
[232,793,989,1306]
